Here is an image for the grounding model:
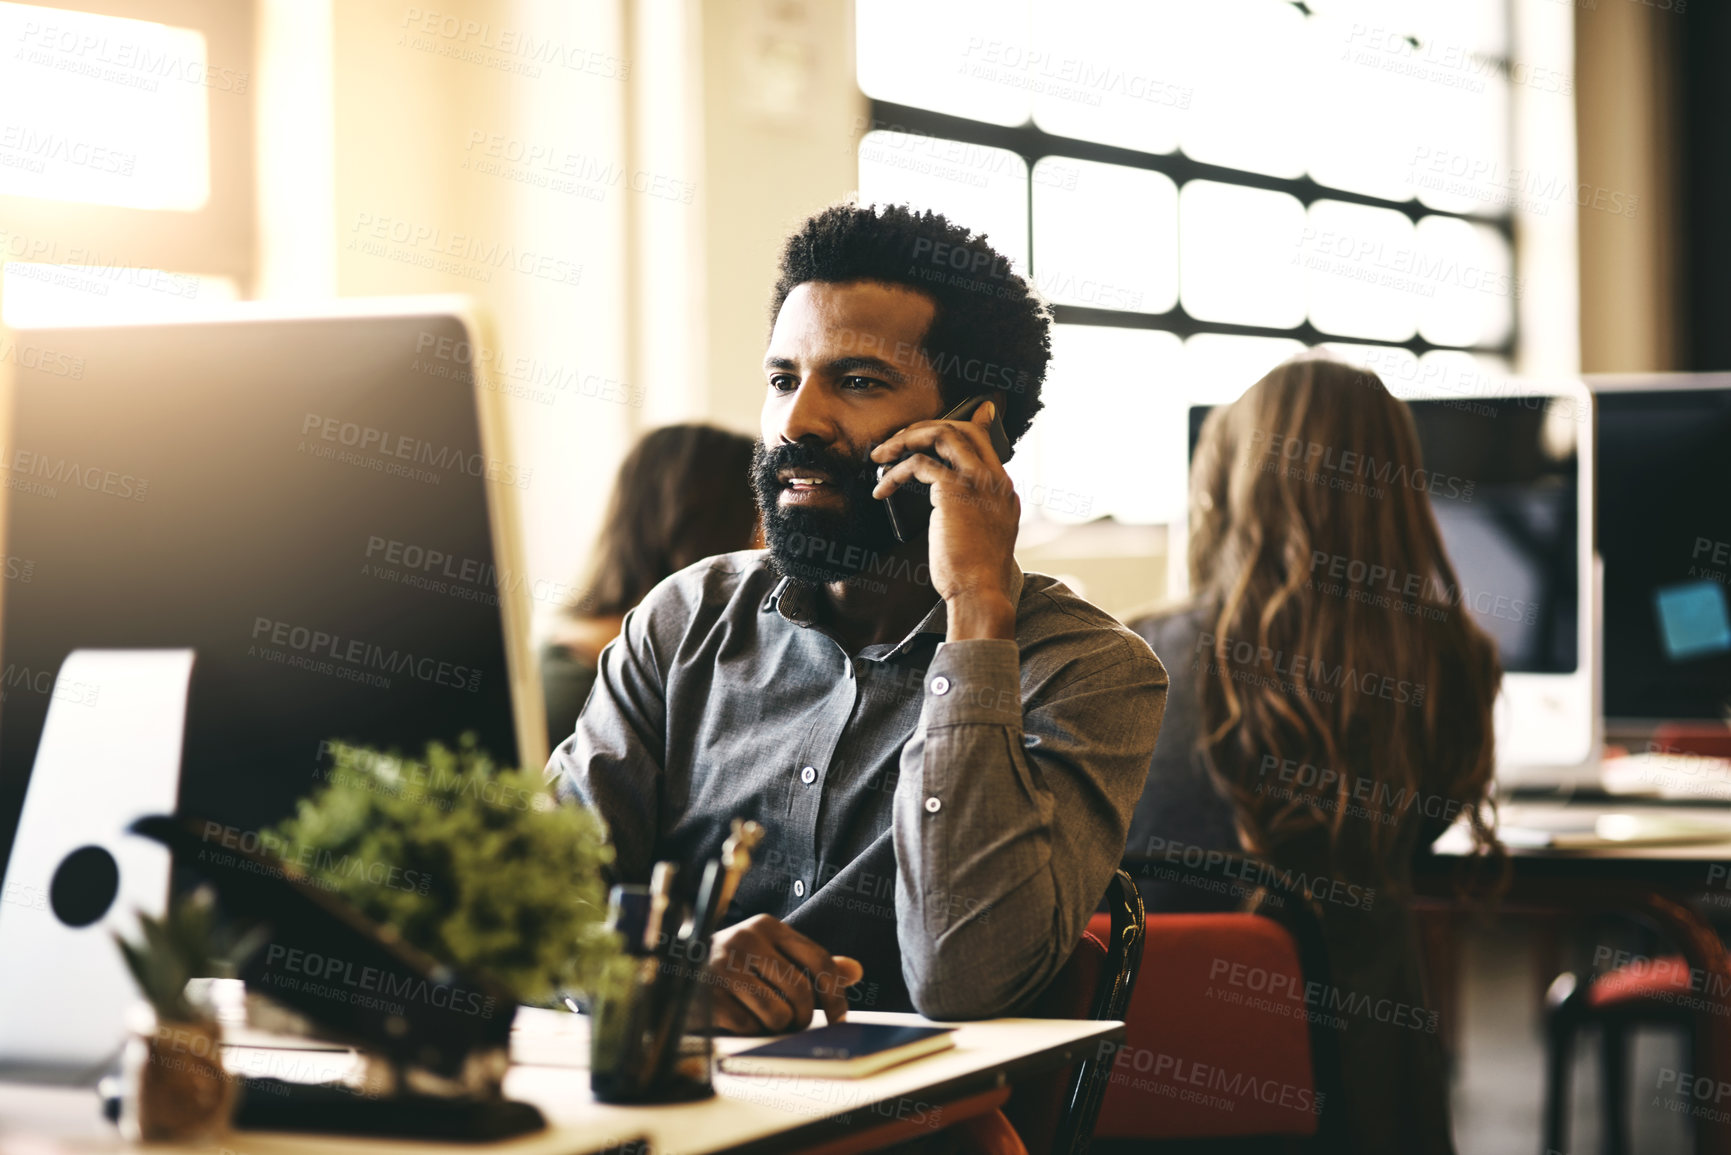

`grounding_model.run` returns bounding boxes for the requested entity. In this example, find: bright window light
[1179,181,1307,328]
[1011,324,1182,525]
[855,0,1032,127]
[1303,200,1419,342]
[1033,159,1176,313]
[1320,341,1422,388]
[854,0,1521,538]
[858,131,1030,274]
[0,1,212,209]
[2,263,236,327]
[1415,216,1515,348]
[1305,1,1511,206]
[1418,348,1513,397]
[1026,0,1186,155]
[1303,12,1427,202]
[1182,333,1306,404]
[1175,0,1308,179]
